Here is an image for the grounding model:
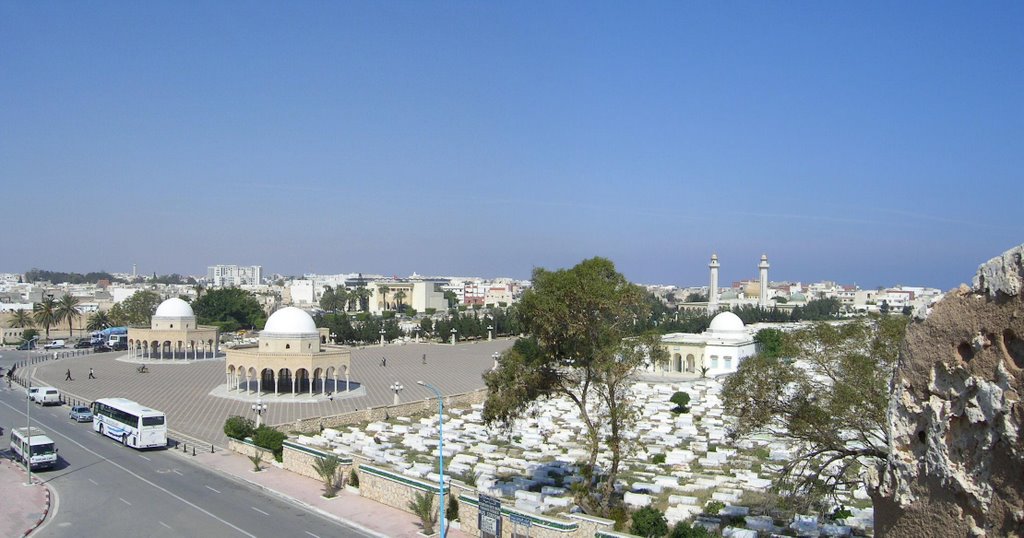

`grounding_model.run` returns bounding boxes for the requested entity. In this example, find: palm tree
[393,290,407,313]
[9,309,34,328]
[87,311,112,331]
[311,455,341,498]
[407,491,438,535]
[55,293,82,339]
[335,288,350,313]
[378,285,390,311]
[355,286,372,312]
[33,297,58,339]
